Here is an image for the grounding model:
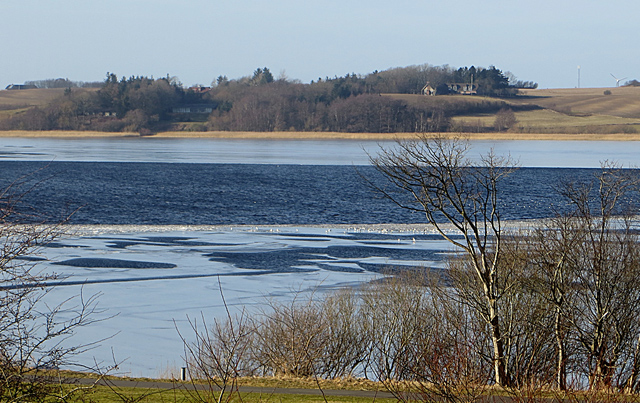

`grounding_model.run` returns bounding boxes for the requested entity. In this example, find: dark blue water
[0,161,635,225]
